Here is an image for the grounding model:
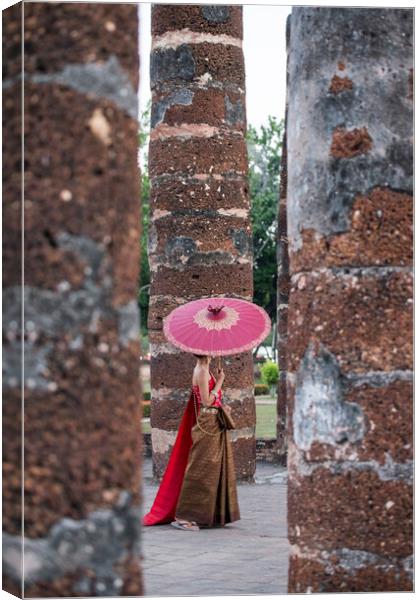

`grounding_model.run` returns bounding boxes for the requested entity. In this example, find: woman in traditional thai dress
[142,354,240,531]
